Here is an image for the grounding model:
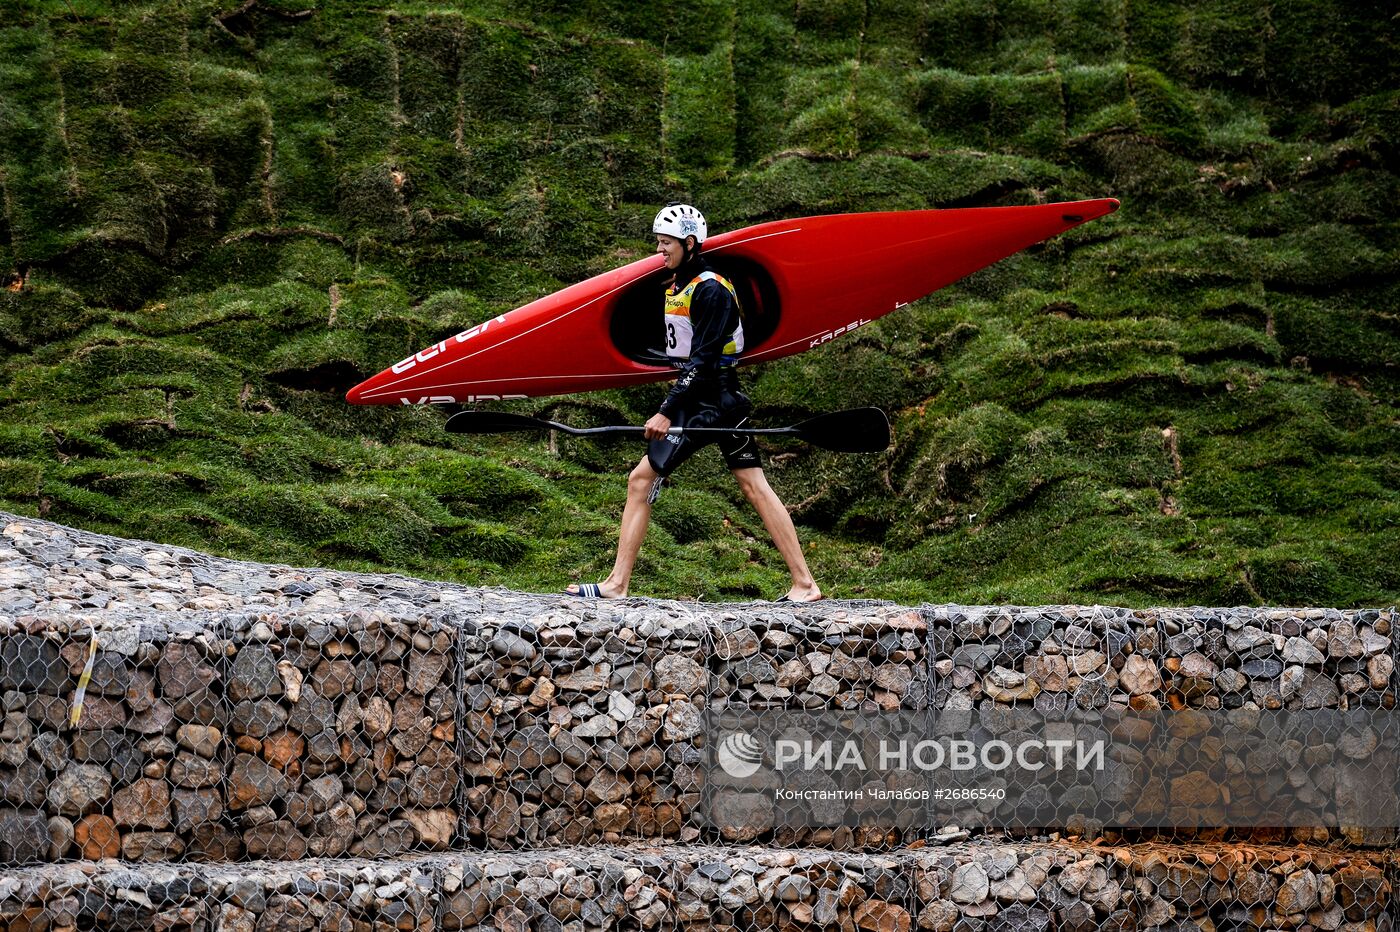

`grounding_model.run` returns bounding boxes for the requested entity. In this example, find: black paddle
[444,407,891,454]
